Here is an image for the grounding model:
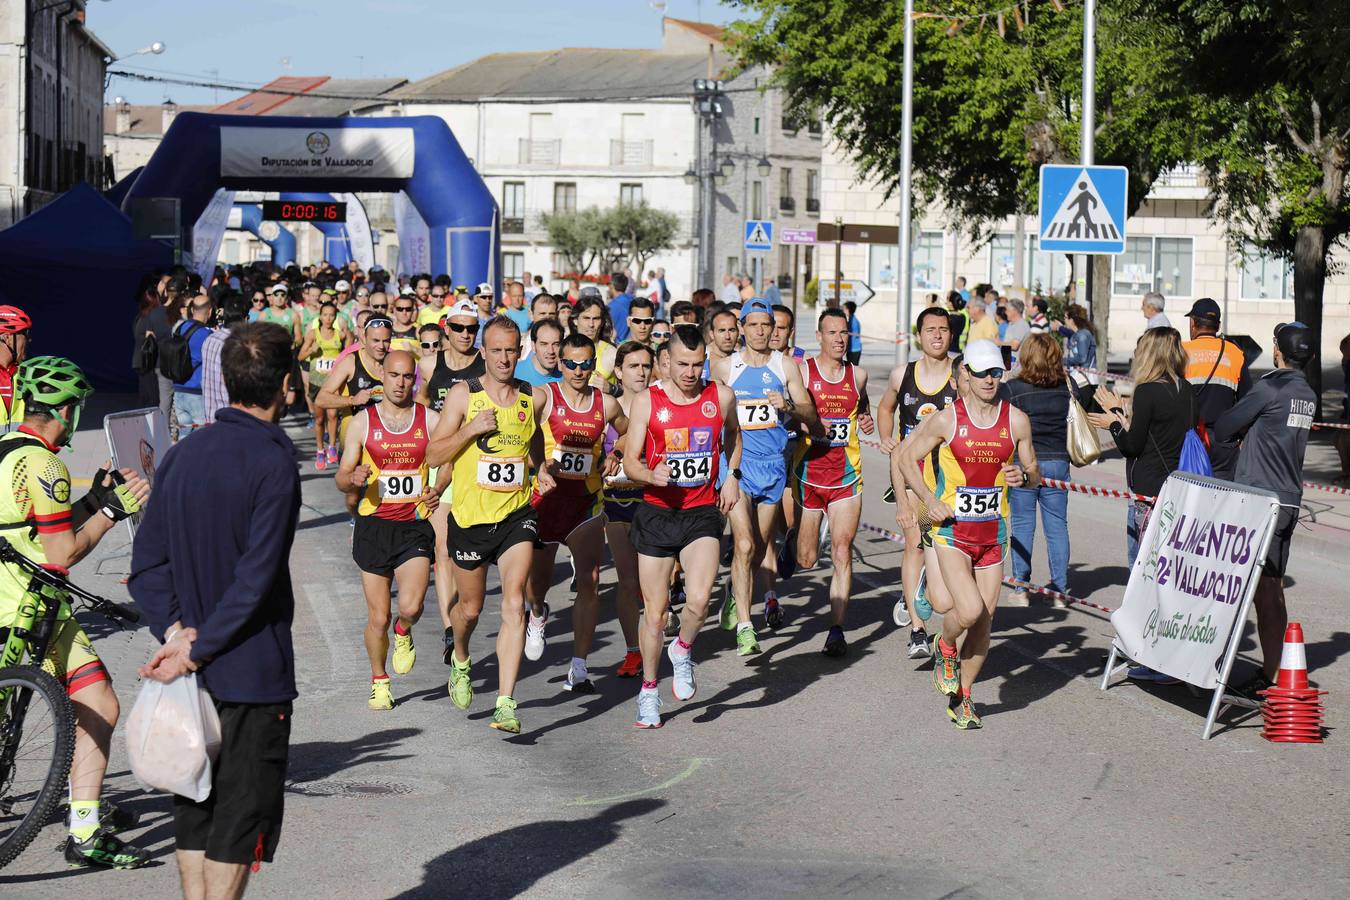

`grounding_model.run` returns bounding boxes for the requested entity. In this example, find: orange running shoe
[616,650,642,678]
